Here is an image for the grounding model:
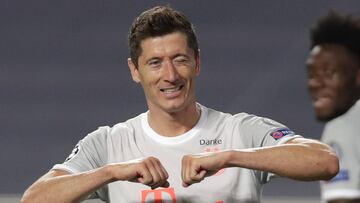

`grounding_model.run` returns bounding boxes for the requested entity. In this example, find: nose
[308,76,324,91]
[163,60,180,82]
